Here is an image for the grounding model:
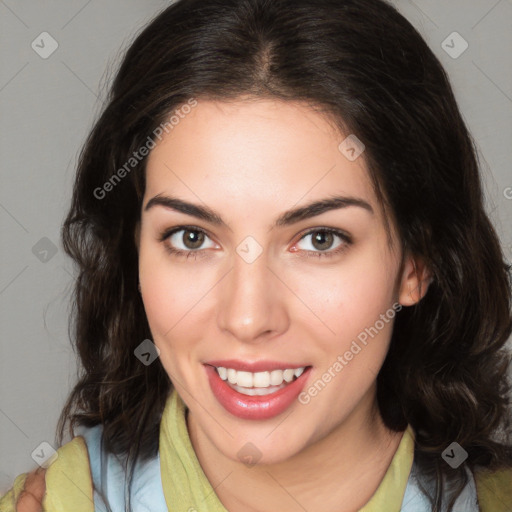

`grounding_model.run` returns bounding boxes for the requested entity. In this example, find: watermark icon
[134,339,161,366]
[298,302,402,405]
[503,187,512,200]
[31,32,59,59]
[236,236,264,264]
[237,442,262,467]
[441,442,468,469]
[31,441,58,468]
[93,98,198,200]
[338,134,365,161]
[441,32,468,59]
[32,237,58,263]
